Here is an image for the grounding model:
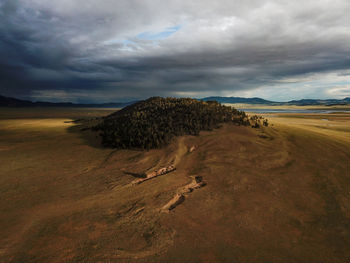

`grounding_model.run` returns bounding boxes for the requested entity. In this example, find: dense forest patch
[93,97,251,149]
